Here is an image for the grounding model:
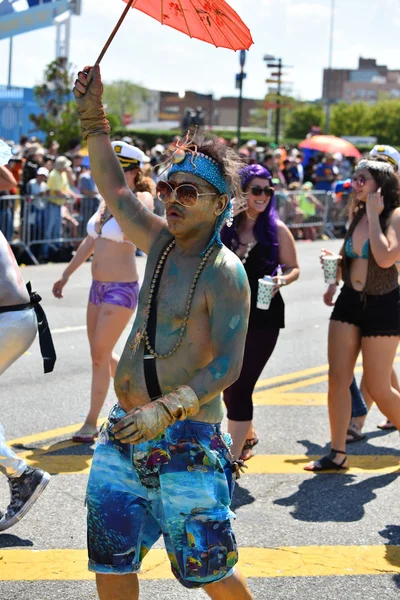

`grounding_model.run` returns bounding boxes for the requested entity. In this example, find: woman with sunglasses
[221,164,300,461]
[305,158,400,471]
[52,142,153,443]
